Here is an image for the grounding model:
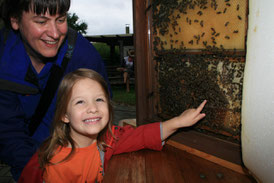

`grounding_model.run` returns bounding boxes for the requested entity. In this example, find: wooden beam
[134,0,149,124]
[166,140,249,175]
